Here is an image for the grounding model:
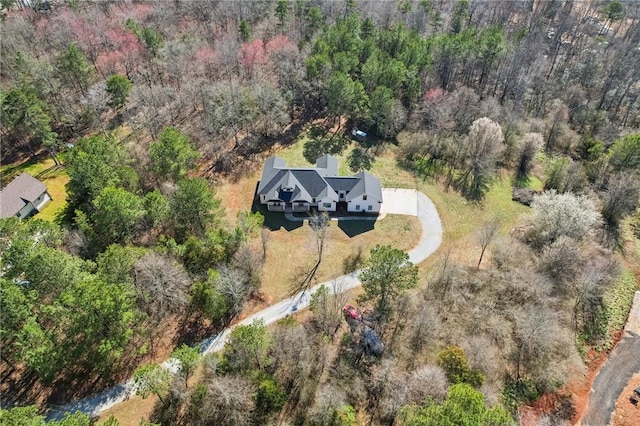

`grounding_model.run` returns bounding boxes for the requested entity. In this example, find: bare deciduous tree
[367,359,405,423]
[571,252,619,336]
[600,172,640,245]
[407,365,449,404]
[133,252,190,321]
[310,279,349,337]
[511,305,579,391]
[476,219,501,268]
[199,375,255,426]
[539,236,584,292]
[462,336,503,385]
[544,101,569,152]
[293,211,330,294]
[376,361,409,422]
[310,384,349,425]
[410,304,440,351]
[216,265,250,316]
[491,237,535,271]
[232,245,264,291]
[259,228,271,260]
